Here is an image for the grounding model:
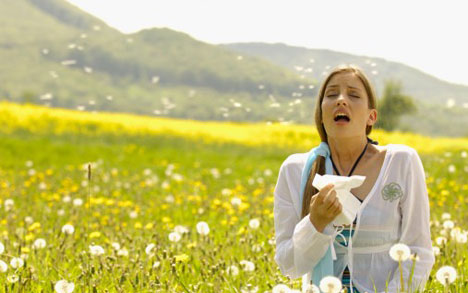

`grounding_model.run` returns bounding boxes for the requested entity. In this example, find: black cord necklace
[330,141,369,177]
